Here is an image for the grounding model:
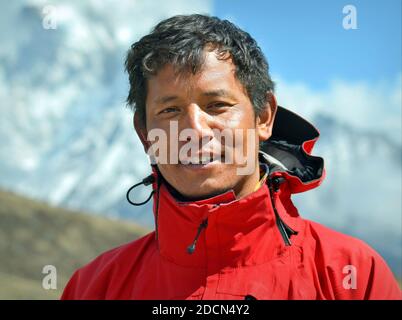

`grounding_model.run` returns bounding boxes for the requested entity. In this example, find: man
[61,14,400,300]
